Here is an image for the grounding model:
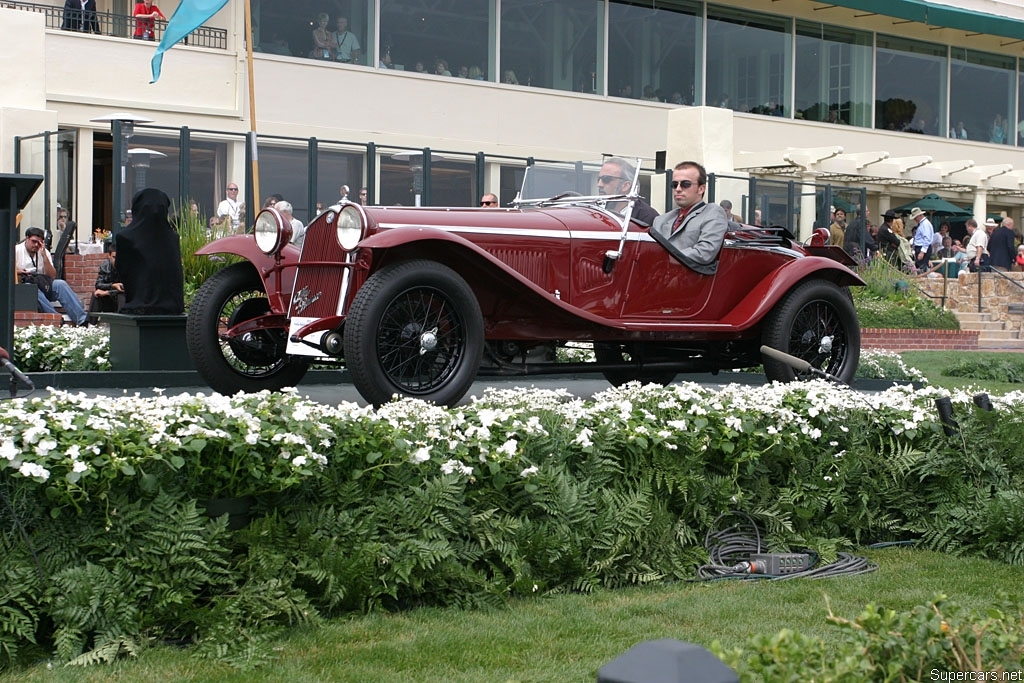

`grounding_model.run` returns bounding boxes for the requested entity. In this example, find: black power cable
[694,511,878,581]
